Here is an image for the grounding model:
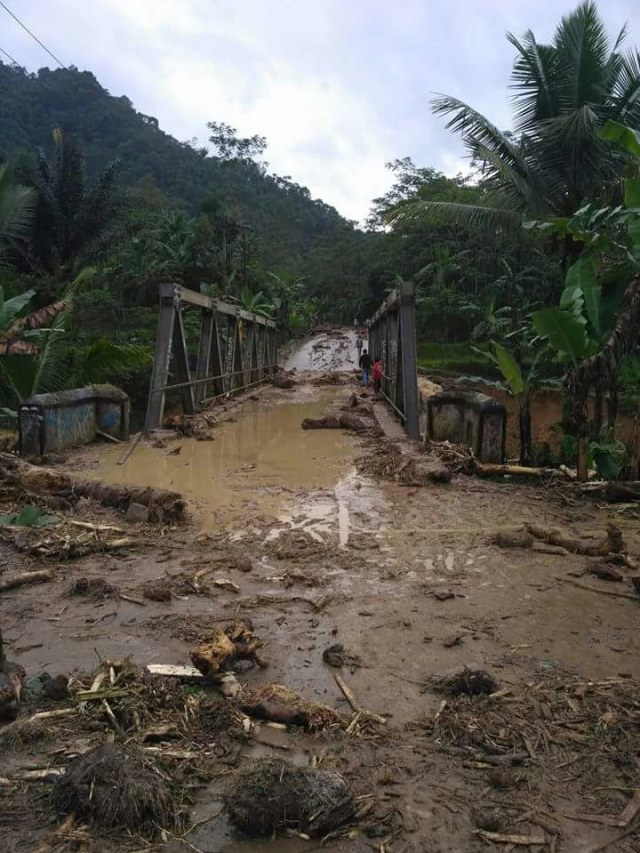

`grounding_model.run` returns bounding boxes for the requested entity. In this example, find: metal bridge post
[367,280,420,441]
[146,283,177,433]
[172,306,195,416]
[399,281,420,440]
[194,307,214,405]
